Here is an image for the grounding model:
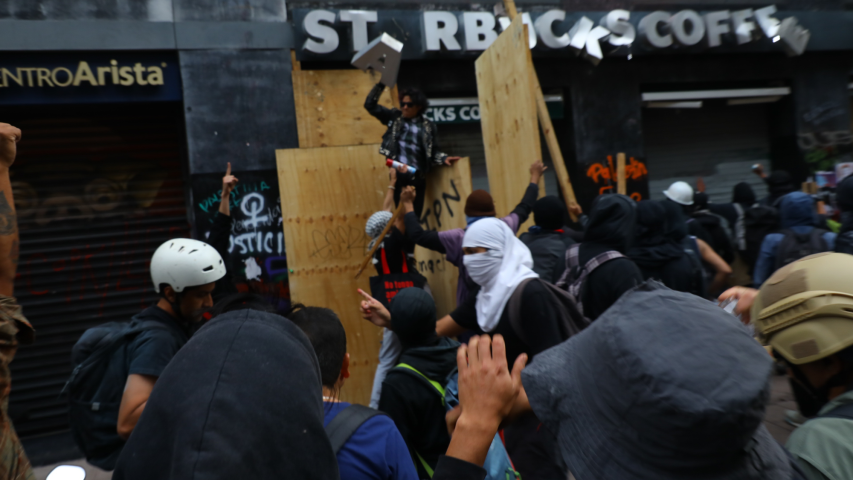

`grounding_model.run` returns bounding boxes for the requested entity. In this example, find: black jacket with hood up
[379,336,459,479]
[577,194,644,320]
[113,309,338,480]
